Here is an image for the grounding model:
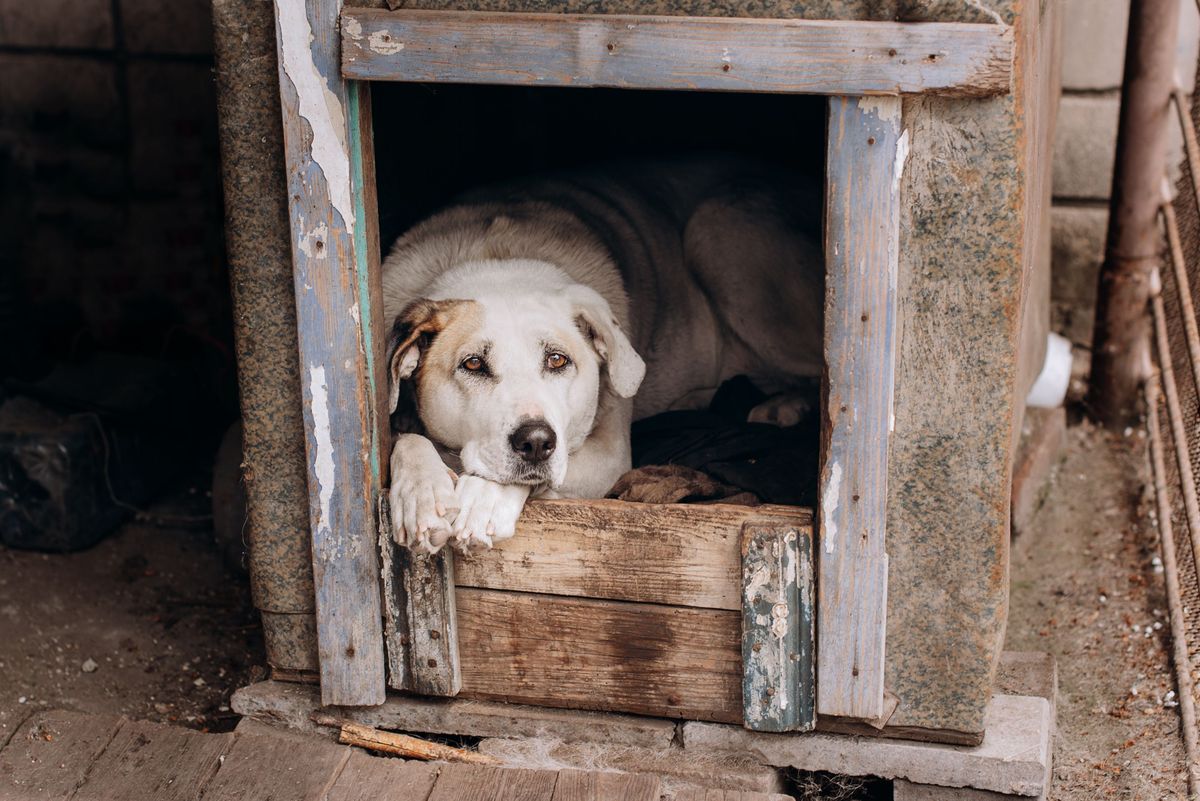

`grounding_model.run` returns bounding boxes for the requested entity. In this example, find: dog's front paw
[450,476,530,552]
[389,436,459,553]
